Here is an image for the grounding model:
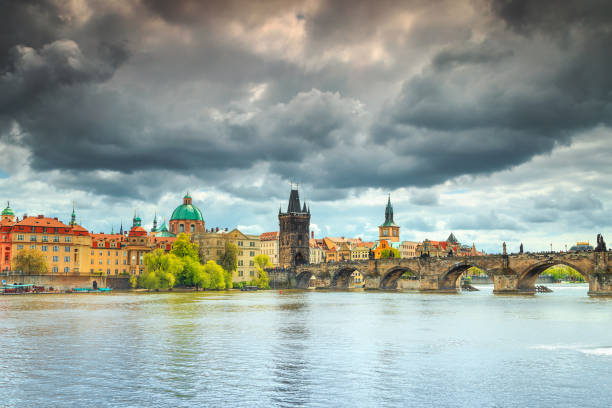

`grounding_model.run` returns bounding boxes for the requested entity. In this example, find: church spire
[69,202,77,226]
